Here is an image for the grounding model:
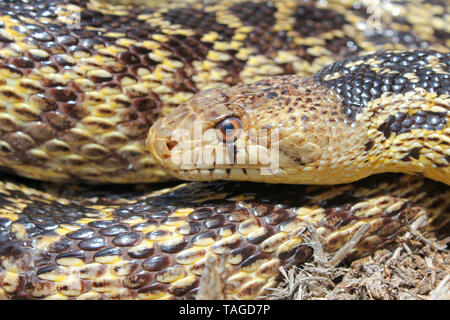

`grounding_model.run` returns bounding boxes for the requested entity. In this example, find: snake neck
[364,90,449,185]
[148,51,450,186]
